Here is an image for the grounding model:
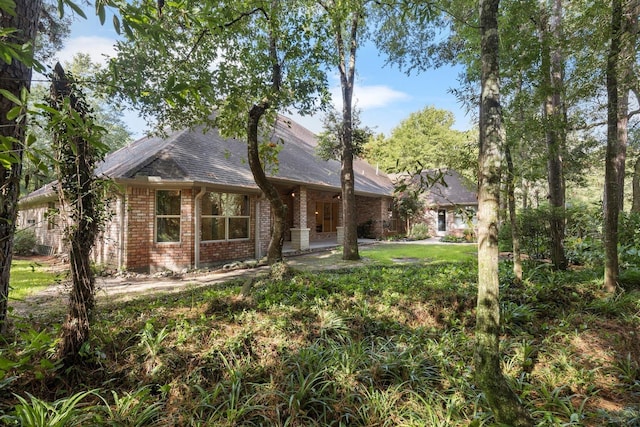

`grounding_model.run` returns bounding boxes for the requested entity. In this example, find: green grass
[361,243,477,265]
[9,260,61,300]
